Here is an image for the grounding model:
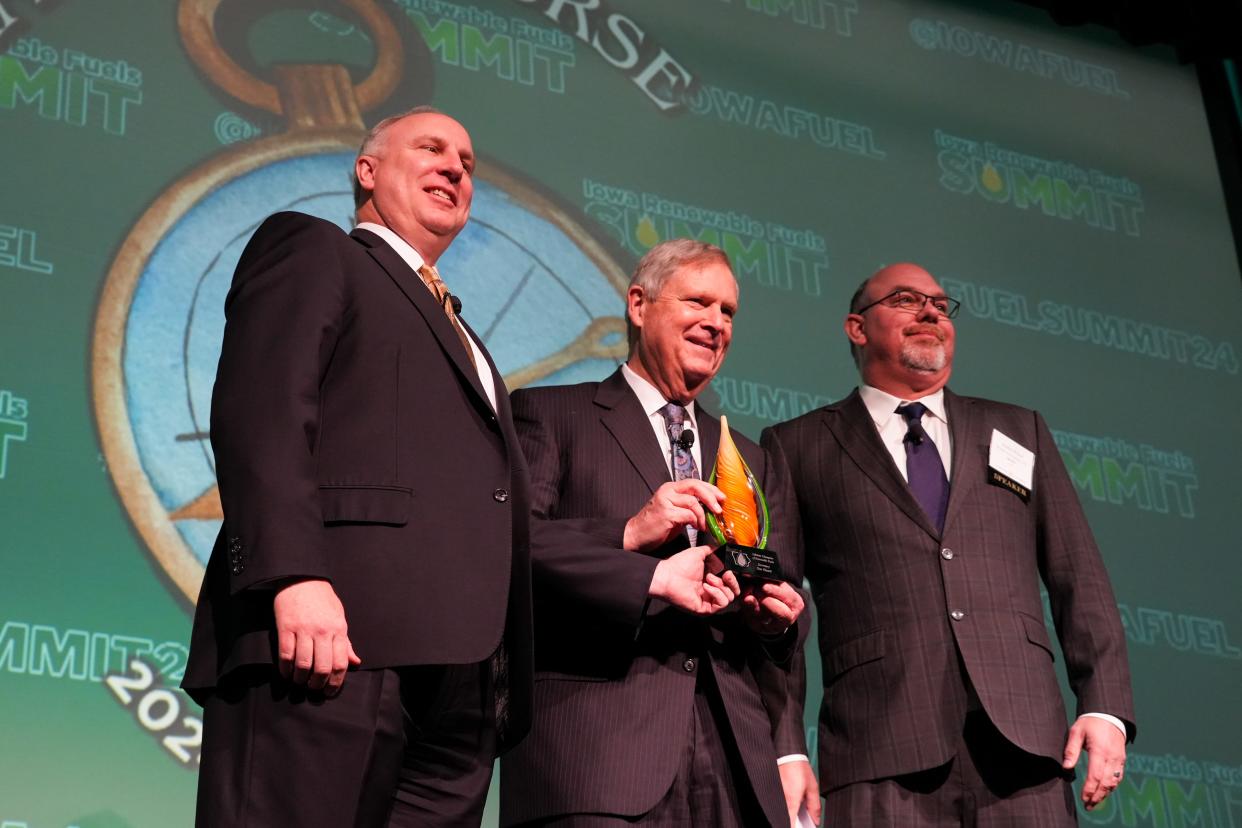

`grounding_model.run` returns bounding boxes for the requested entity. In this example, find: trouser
[197,661,496,827]
[825,710,1077,827]
[522,665,771,827]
